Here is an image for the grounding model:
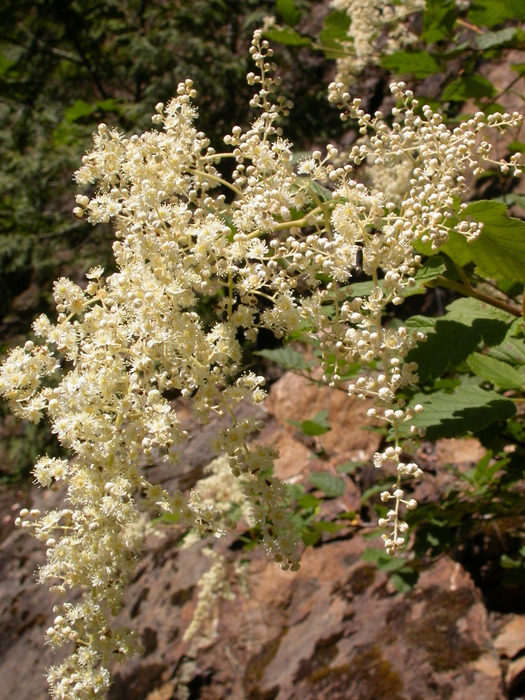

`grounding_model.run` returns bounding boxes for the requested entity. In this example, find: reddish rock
[0,374,515,699]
